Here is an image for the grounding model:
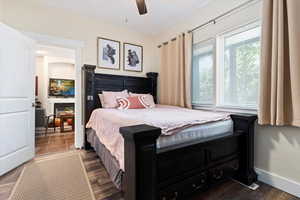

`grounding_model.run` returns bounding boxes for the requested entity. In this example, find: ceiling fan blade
[136,0,147,15]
